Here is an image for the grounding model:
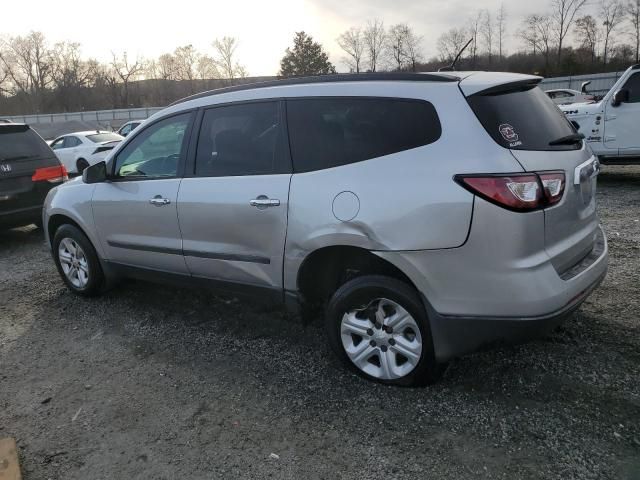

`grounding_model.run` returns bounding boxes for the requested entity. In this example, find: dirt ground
[1,166,639,480]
